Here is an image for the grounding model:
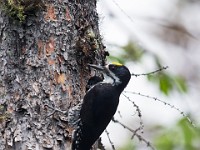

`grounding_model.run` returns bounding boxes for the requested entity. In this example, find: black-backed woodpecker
[71,63,131,150]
